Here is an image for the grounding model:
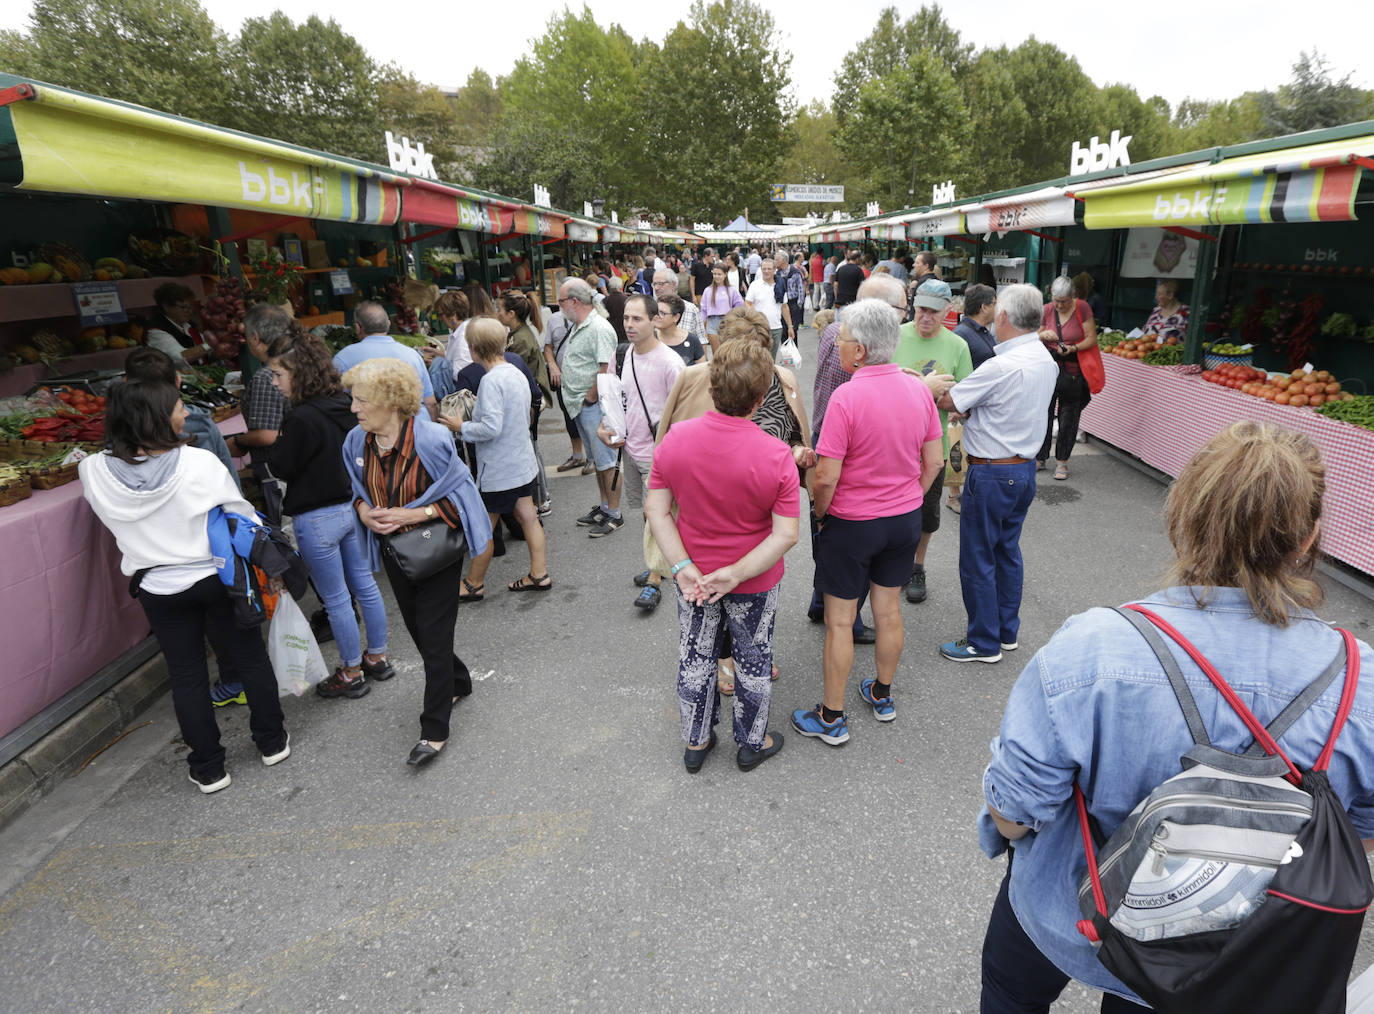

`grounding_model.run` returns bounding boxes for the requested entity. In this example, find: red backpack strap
[1074,781,1108,940]
[1124,604,1303,784]
[1315,628,1361,772]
